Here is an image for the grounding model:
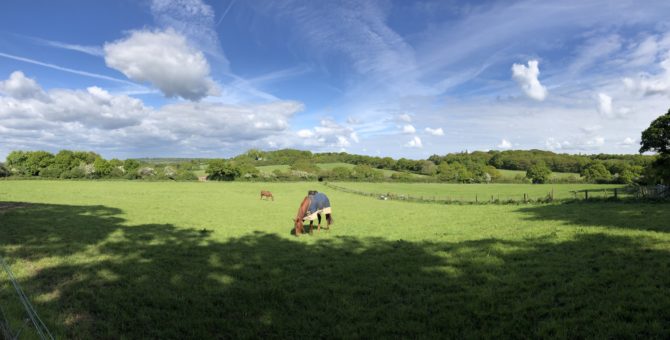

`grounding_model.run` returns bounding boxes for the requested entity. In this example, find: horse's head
[293,196,311,235]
